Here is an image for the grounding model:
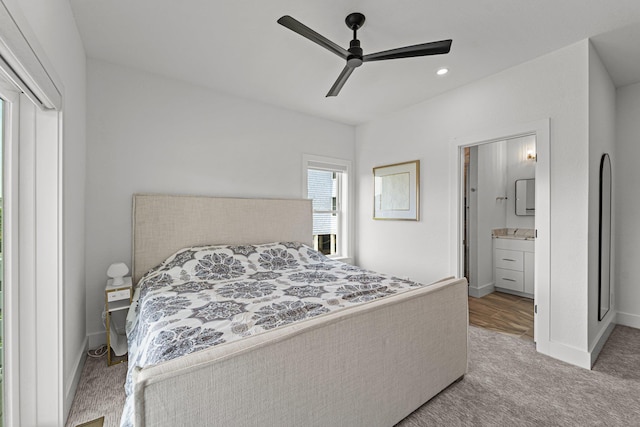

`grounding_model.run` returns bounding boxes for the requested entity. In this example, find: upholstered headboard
[132,194,313,284]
